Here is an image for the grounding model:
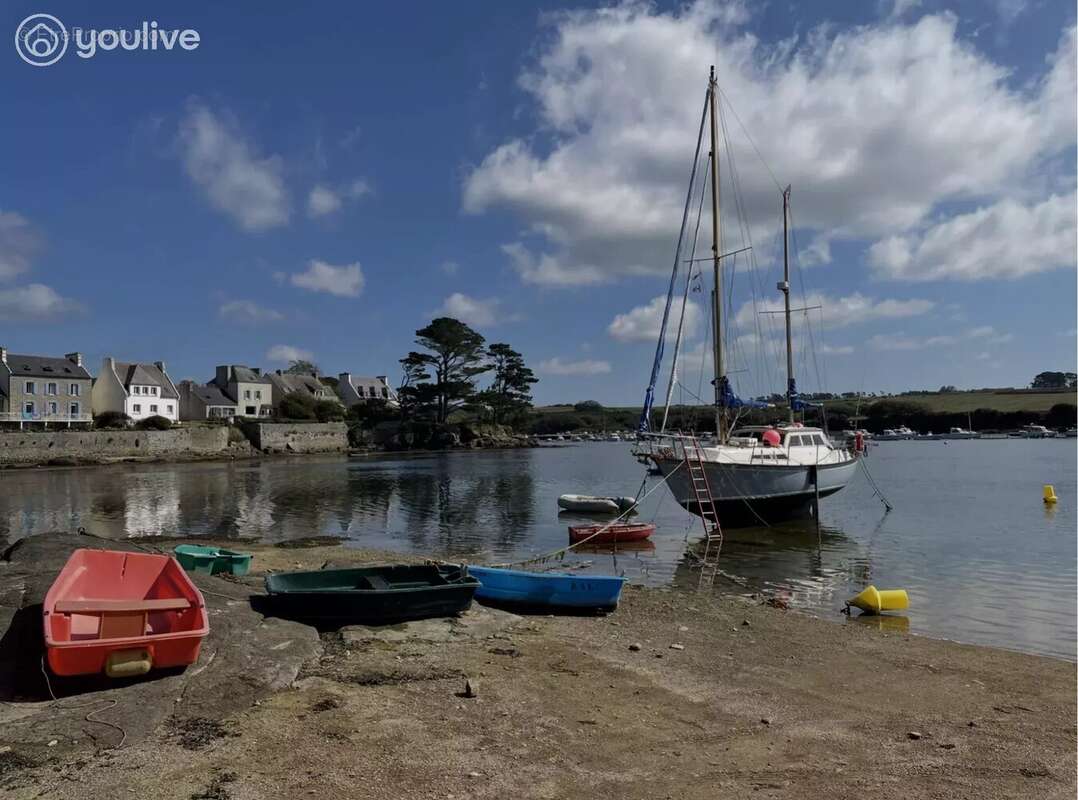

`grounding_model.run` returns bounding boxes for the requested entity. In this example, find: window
[70,383,80,396]
[244,390,251,399]
[813,434,827,446]
[48,401,58,415]
[46,382,57,395]
[167,404,174,414]
[133,404,141,413]
[70,402,80,417]
[133,386,140,395]
[150,404,158,413]
[151,387,157,396]
[368,386,378,398]
[381,387,389,398]
[24,381,35,394]
[245,406,256,415]
[23,401,34,415]
[254,390,261,400]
